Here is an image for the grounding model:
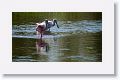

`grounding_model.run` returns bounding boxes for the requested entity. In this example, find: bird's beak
[57,24,59,28]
